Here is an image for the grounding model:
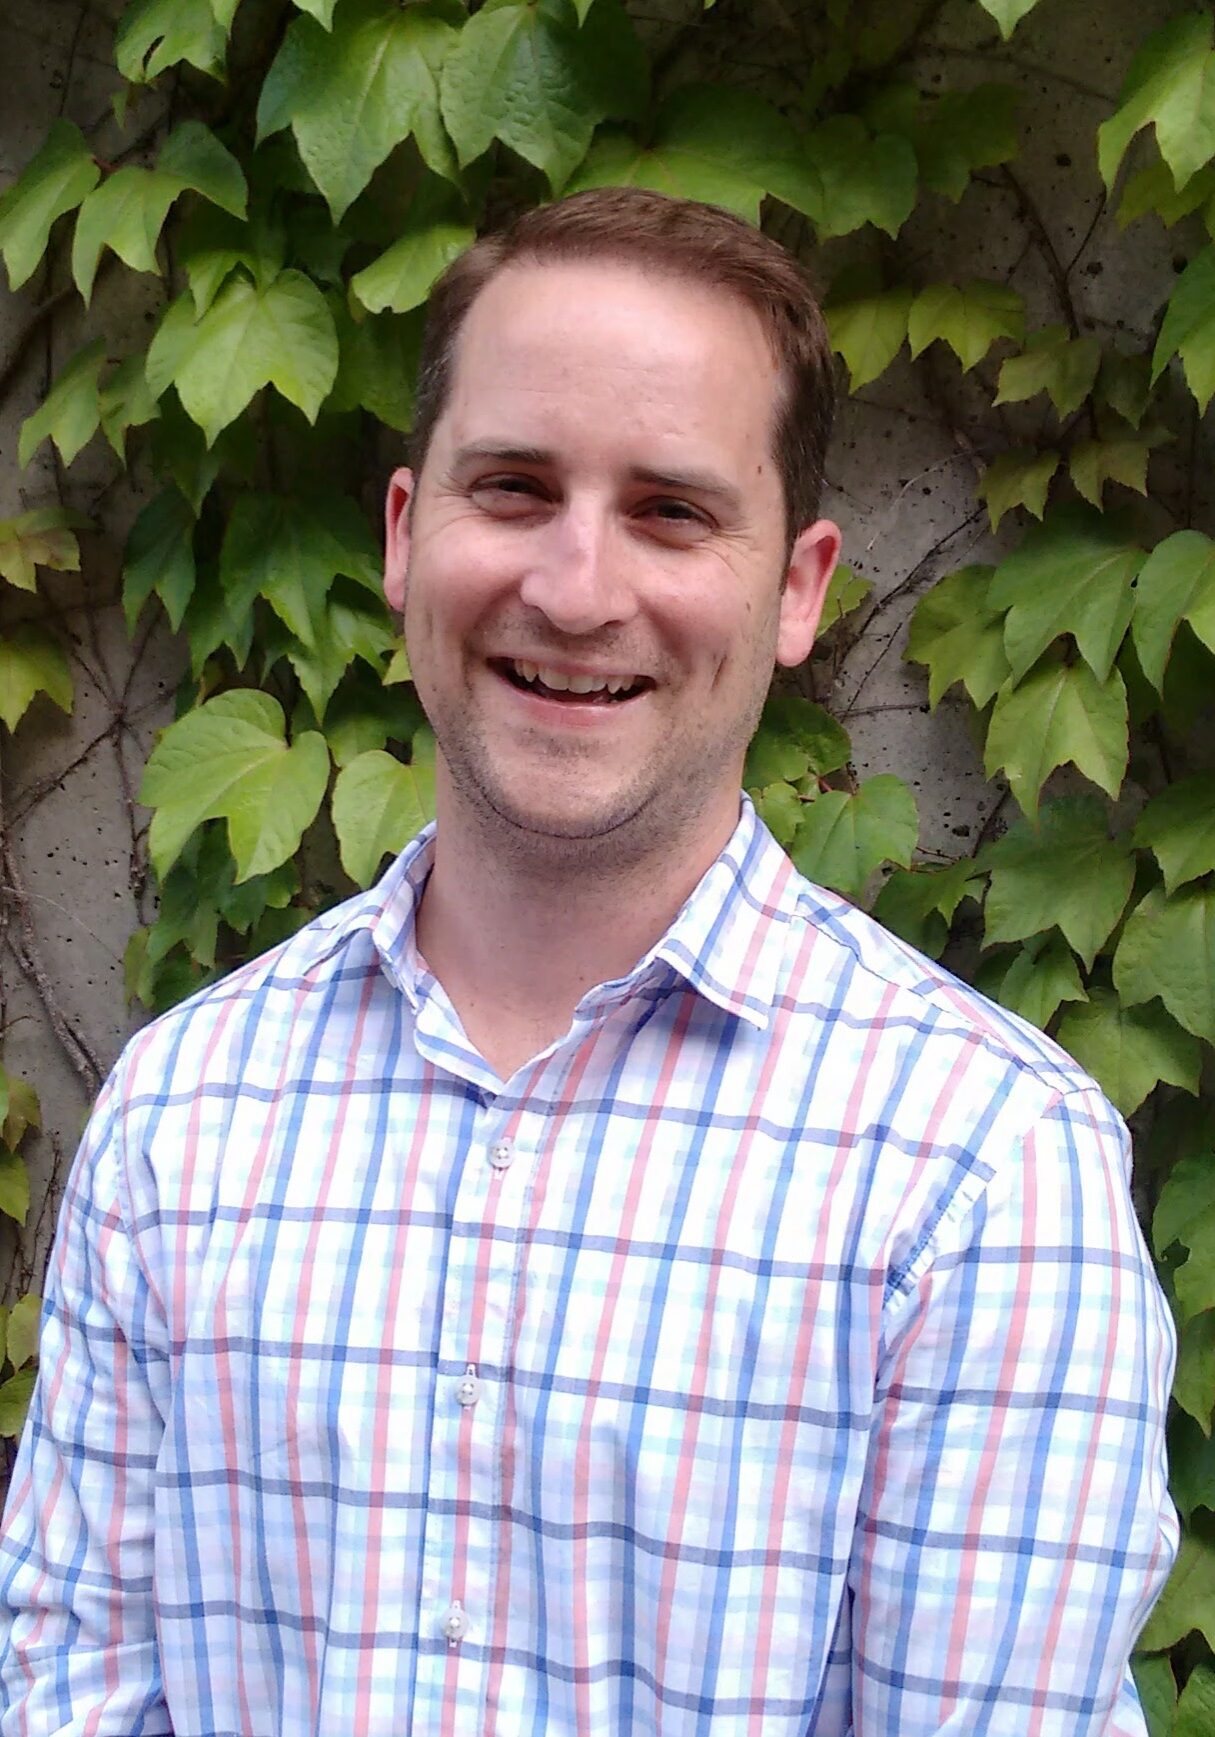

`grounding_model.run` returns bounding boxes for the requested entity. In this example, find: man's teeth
[512,661,638,695]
